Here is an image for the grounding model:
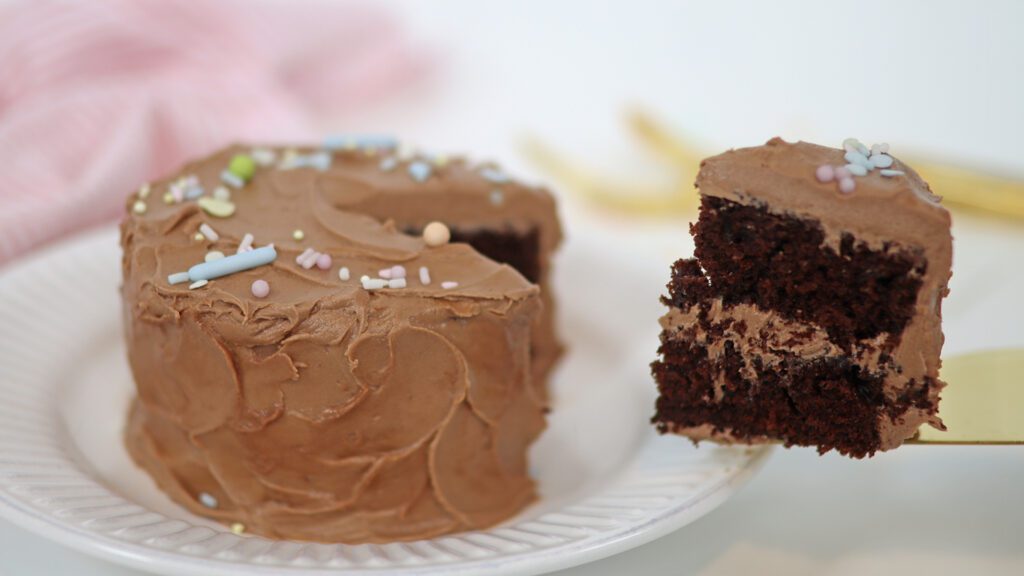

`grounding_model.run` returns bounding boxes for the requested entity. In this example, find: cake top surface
[122,143,556,309]
[695,137,952,253]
